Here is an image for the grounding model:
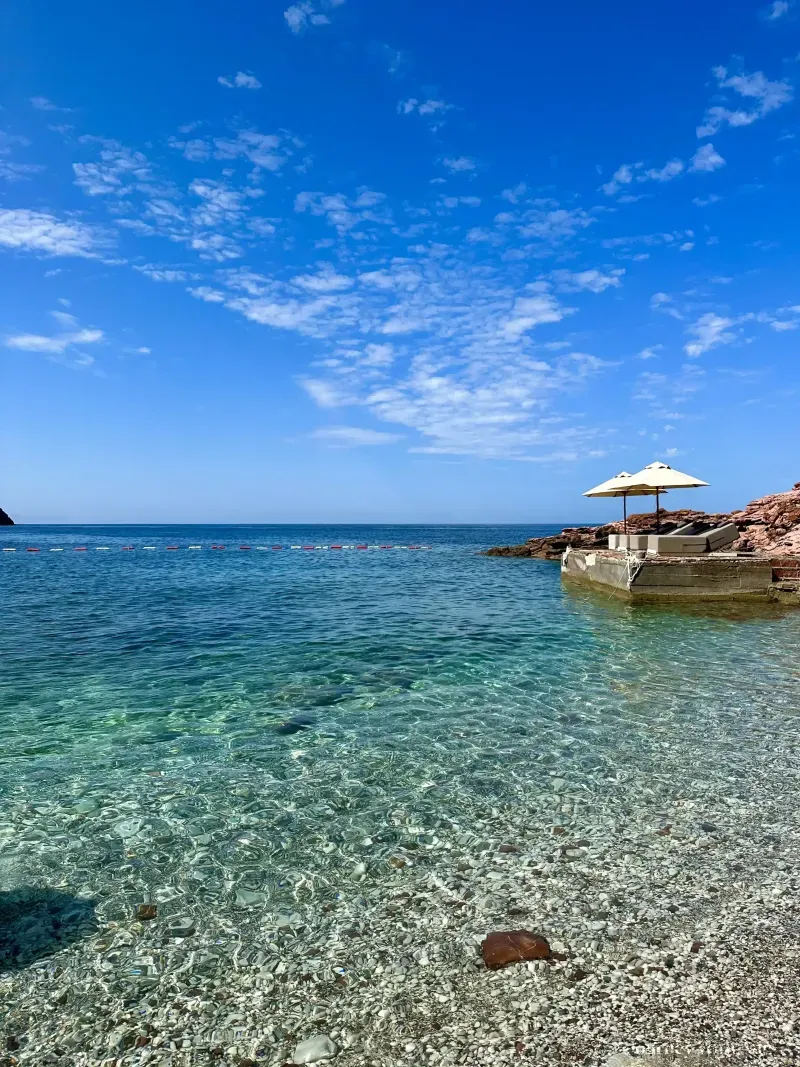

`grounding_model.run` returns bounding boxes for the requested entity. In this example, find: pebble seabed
[2,537,800,1067]
[2,725,800,1067]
